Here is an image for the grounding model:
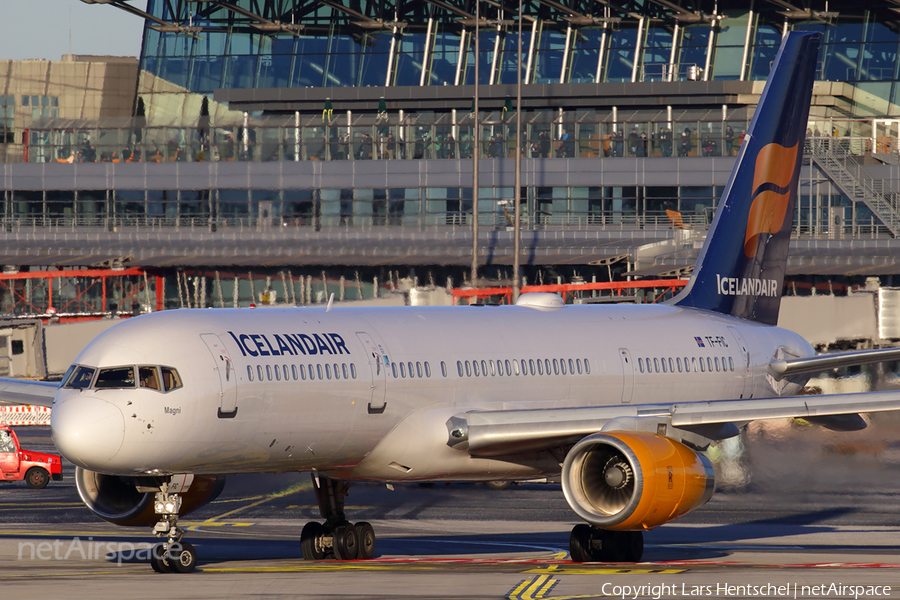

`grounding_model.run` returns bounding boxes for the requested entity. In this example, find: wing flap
[0,378,59,408]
